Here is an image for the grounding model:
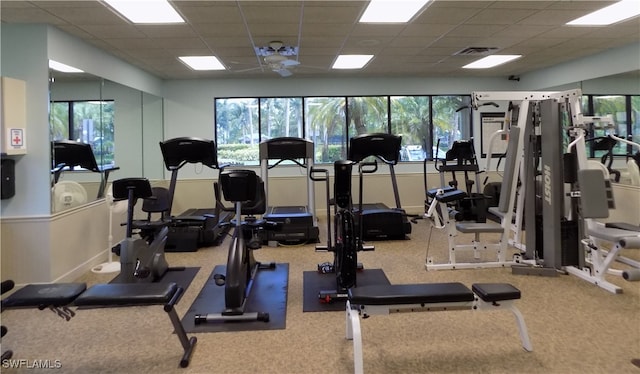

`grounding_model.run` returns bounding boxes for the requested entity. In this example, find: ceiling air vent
[454,47,499,56]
